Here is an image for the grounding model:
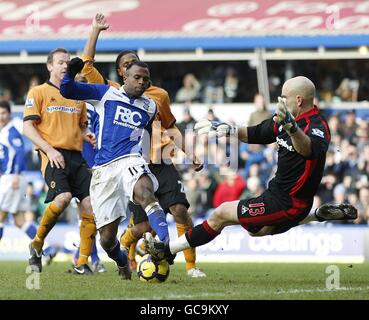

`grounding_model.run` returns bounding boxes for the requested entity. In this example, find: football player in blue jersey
[0,100,59,263]
[0,100,38,242]
[0,101,51,257]
[60,58,173,279]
